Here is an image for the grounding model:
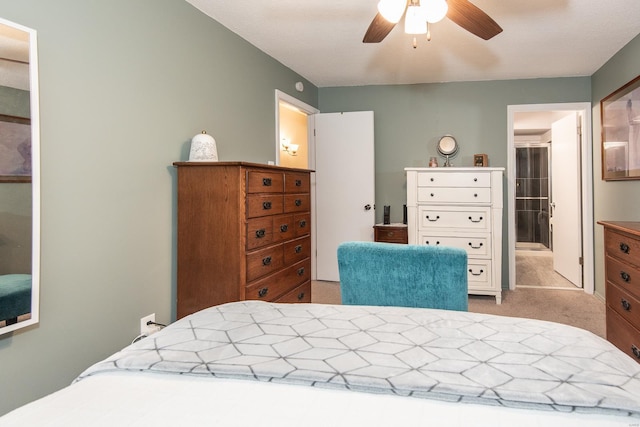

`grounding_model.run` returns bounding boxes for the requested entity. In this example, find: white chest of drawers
[405,167,504,304]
